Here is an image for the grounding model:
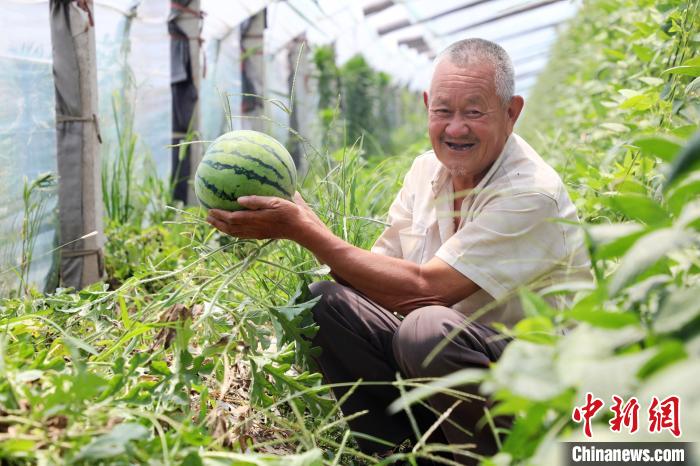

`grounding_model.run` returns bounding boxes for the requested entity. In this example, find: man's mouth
[444,141,476,151]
